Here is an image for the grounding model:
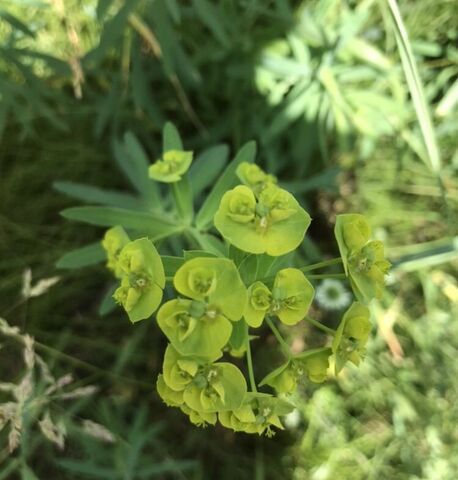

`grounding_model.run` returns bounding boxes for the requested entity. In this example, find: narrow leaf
[56,243,105,269]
